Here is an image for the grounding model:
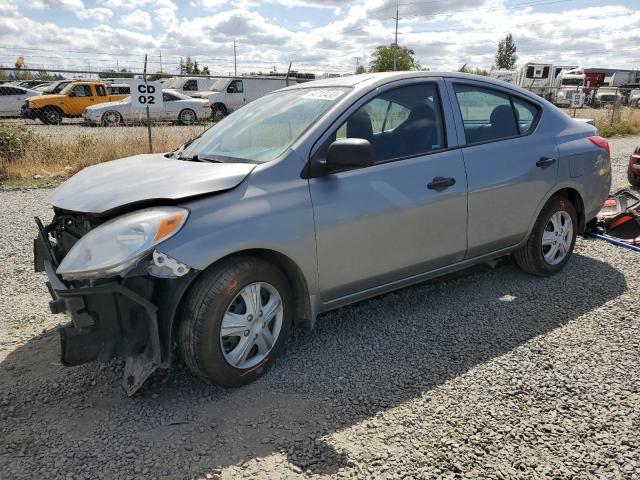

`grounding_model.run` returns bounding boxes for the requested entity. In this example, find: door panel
[310,152,467,300]
[446,80,558,258]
